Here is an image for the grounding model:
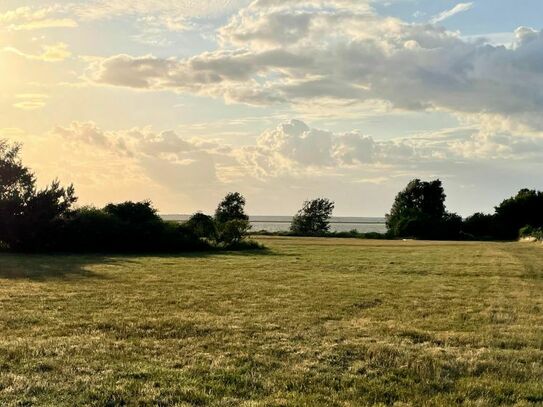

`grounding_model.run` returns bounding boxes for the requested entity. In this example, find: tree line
[385,179,543,241]
[0,141,257,252]
[284,179,543,241]
[1,140,541,253]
